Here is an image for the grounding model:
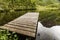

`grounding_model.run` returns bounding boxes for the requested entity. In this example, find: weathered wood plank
[4,24,36,33]
[0,26,35,37]
[1,12,39,37]
[7,23,36,29]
